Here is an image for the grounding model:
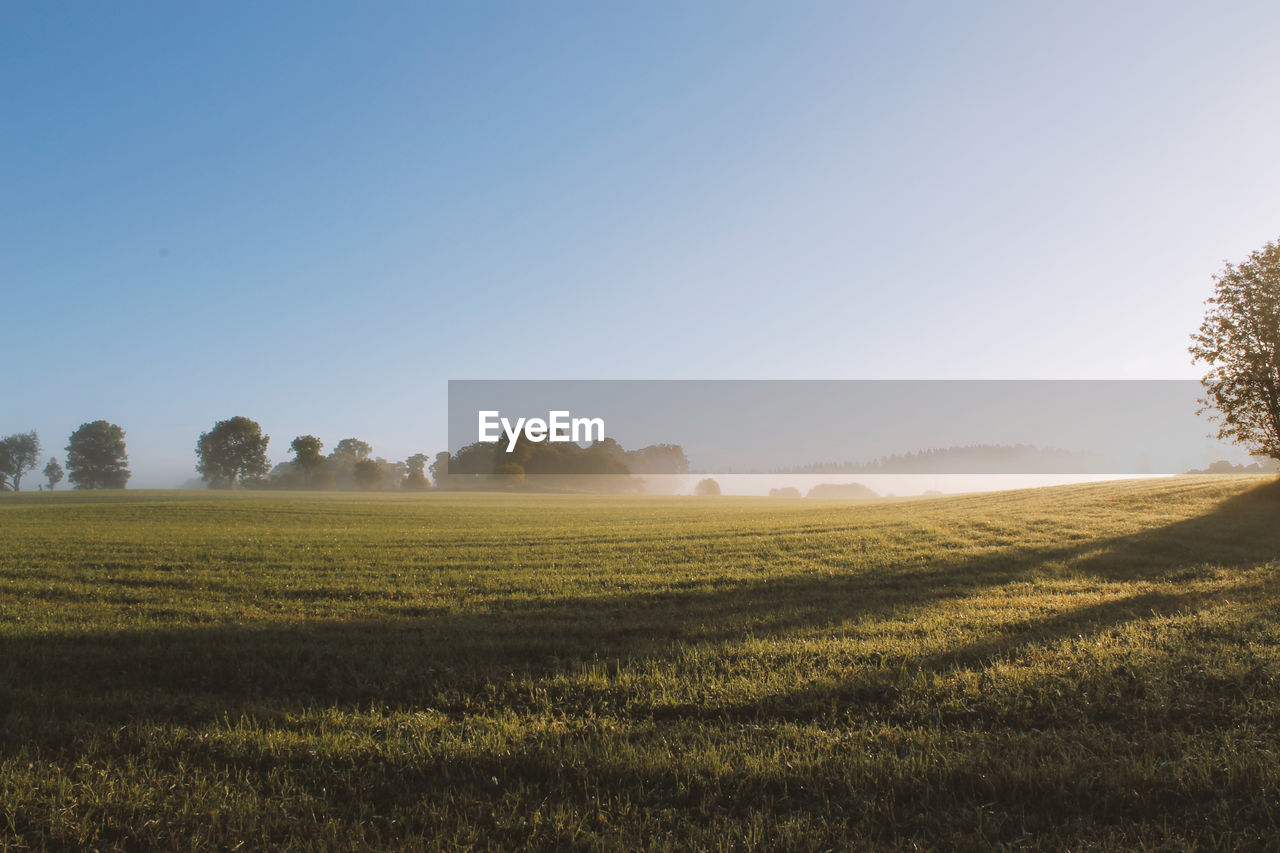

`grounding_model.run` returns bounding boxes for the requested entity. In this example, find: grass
[1,477,1279,850]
